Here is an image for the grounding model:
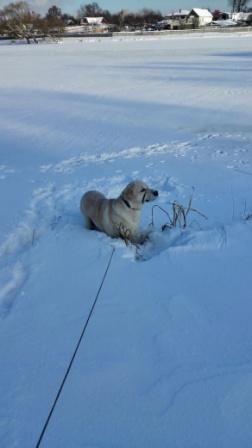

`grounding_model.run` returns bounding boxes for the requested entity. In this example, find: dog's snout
[153,190,159,197]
